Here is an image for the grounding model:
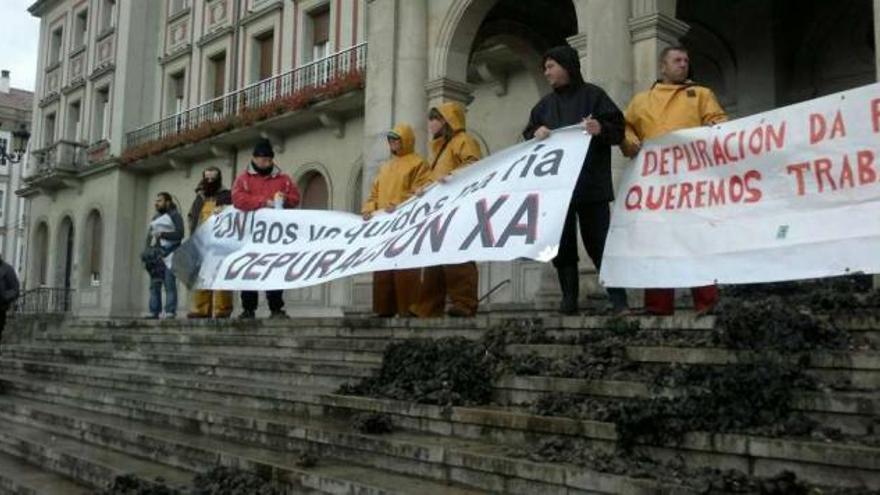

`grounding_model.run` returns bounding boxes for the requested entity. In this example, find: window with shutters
[101,0,116,31]
[257,32,274,80]
[49,27,63,64]
[309,6,330,61]
[210,53,226,98]
[167,71,185,115]
[66,100,82,142]
[94,86,111,142]
[44,113,56,147]
[73,10,88,49]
